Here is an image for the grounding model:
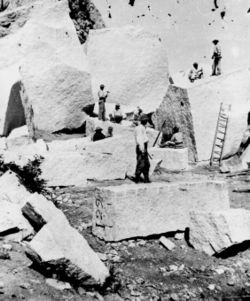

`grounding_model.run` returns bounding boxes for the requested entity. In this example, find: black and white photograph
[0,0,250,300]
